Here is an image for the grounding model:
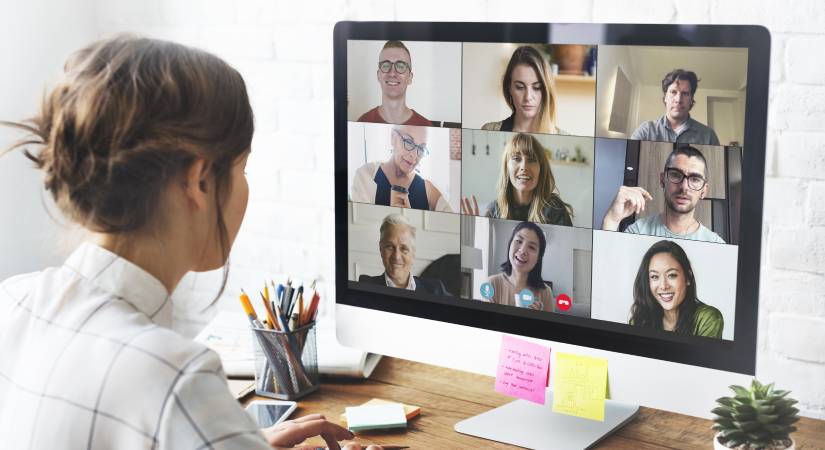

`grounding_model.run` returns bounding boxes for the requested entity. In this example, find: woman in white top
[0,35,378,450]
[350,124,452,212]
